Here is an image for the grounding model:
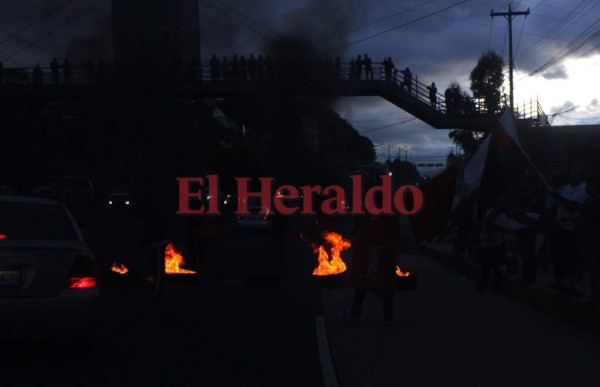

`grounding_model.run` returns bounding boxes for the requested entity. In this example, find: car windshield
[0,202,79,240]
